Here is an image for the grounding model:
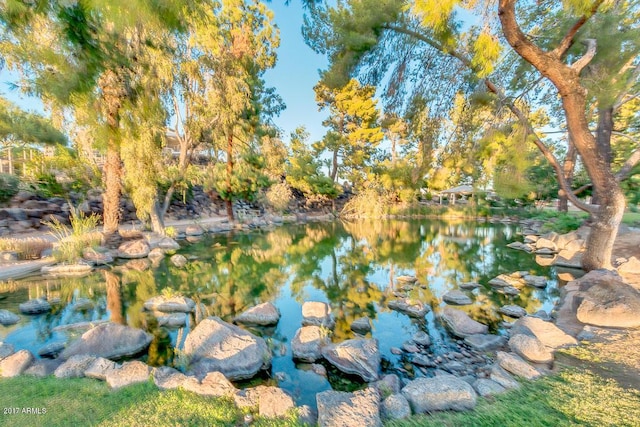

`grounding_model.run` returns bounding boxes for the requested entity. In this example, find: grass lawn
[623,211,640,226]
